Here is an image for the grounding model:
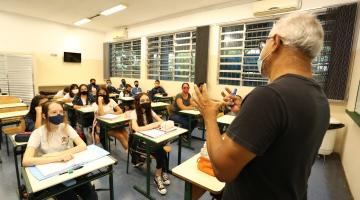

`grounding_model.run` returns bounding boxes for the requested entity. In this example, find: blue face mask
[49,114,64,125]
